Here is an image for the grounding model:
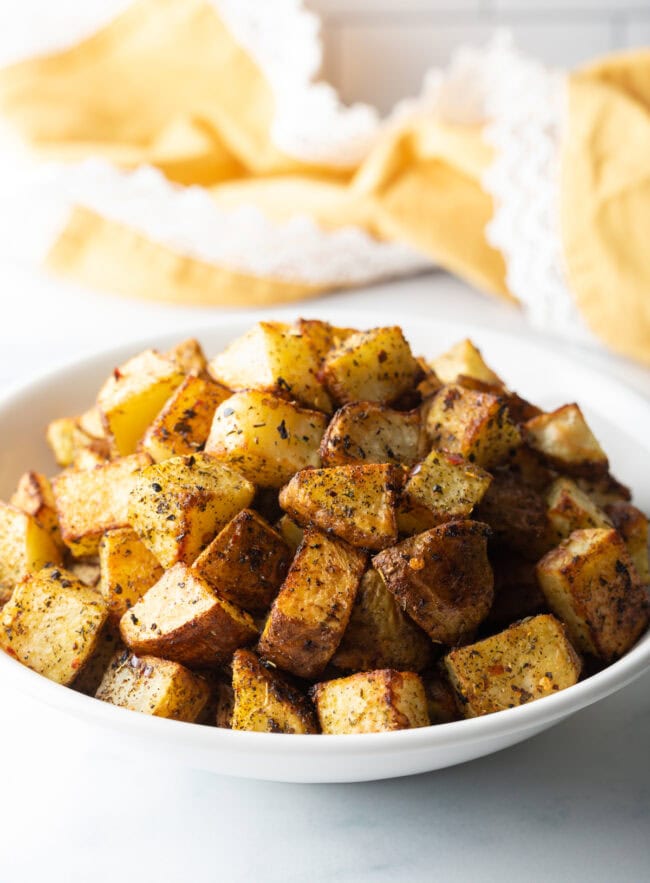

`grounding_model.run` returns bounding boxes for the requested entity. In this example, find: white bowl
[1,309,649,783]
